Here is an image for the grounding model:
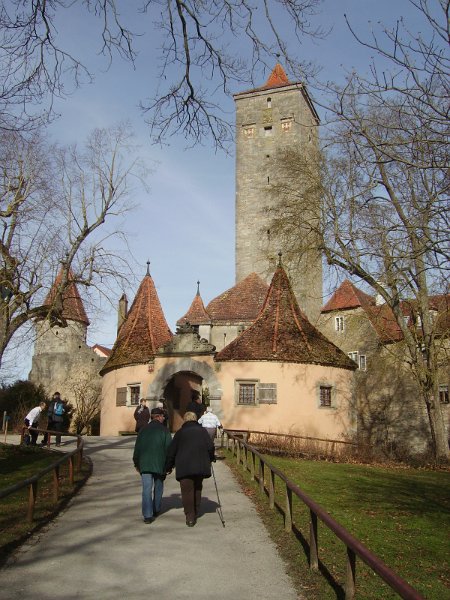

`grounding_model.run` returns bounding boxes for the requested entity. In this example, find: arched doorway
[163,371,202,431]
[146,357,223,432]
